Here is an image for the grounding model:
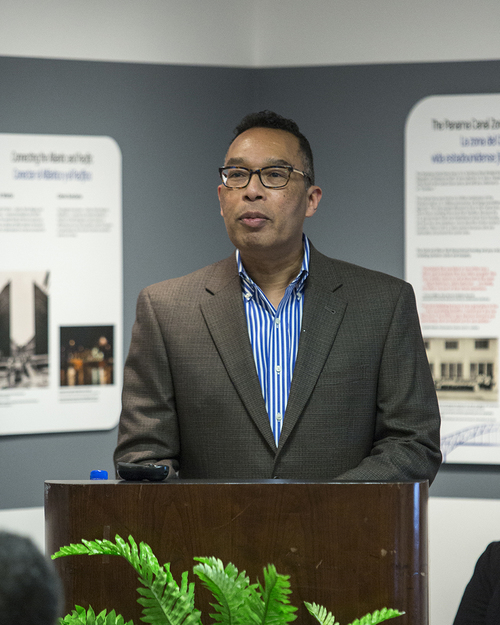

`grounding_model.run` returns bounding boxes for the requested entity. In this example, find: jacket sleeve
[113,287,180,477]
[334,281,442,484]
